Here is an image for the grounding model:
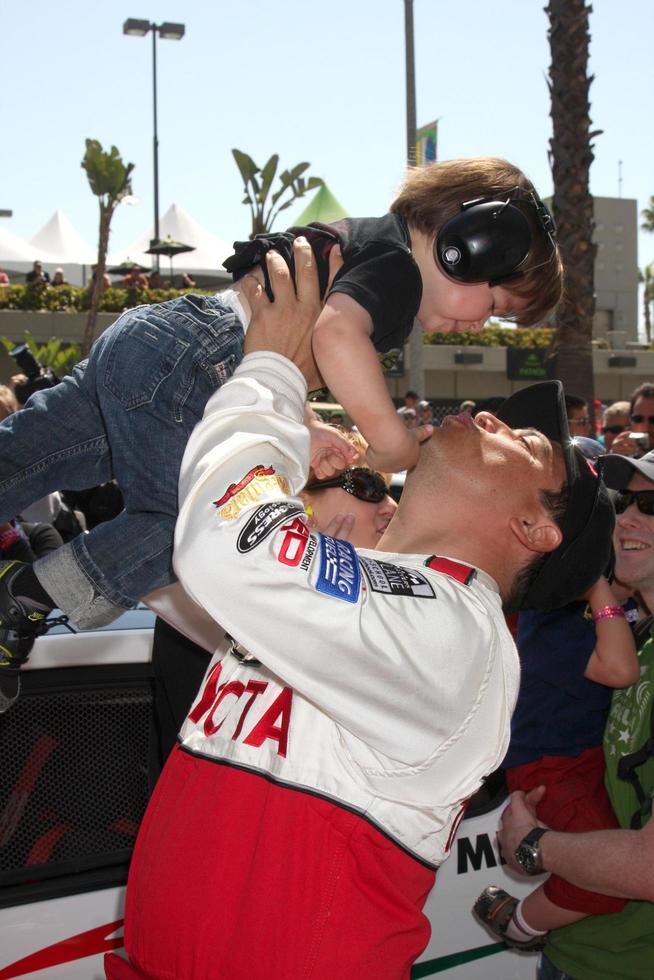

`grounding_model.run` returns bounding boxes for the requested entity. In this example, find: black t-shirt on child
[223,214,423,353]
